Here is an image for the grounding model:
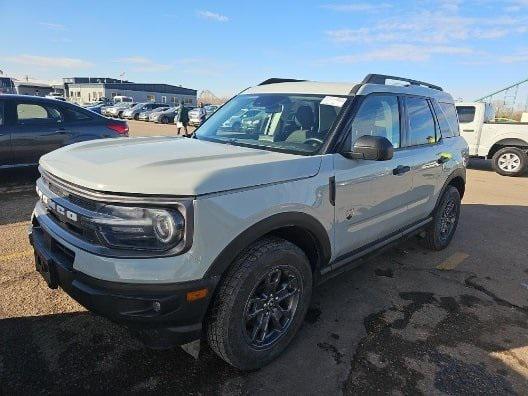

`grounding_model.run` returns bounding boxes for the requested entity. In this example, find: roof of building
[14,81,52,88]
[68,82,196,95]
